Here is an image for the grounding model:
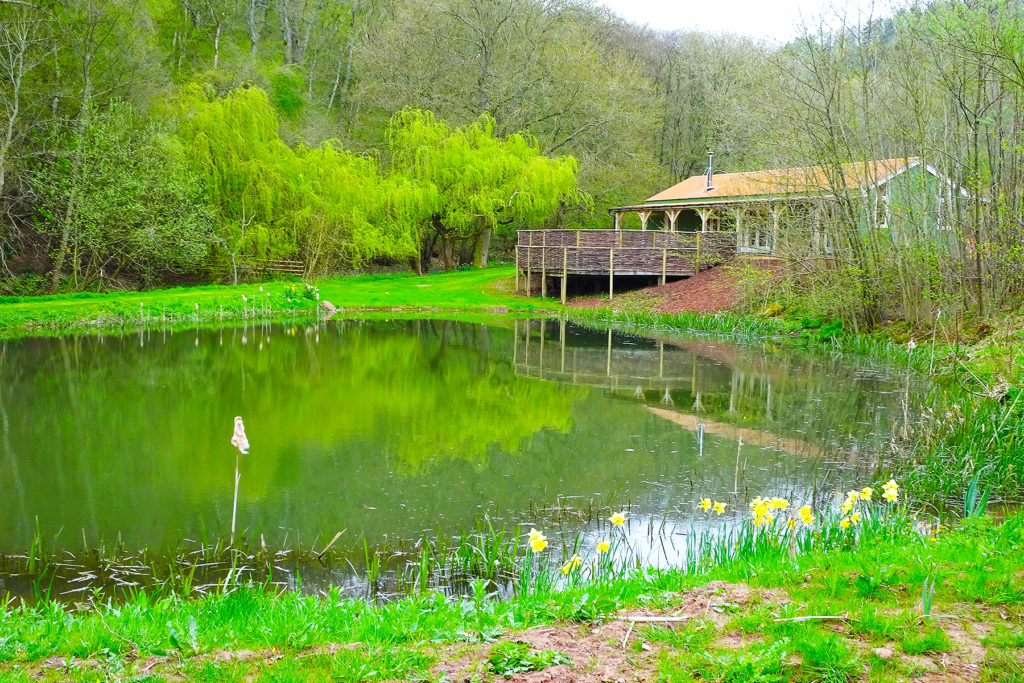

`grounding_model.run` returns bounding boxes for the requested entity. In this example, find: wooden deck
[515,229,735,300]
